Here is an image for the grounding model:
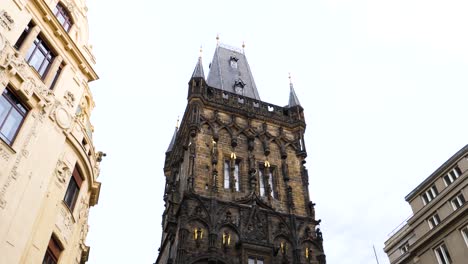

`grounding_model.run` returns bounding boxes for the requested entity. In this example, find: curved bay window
[0,88,28,145]
[53,3,73,32]
[25,36,56,79]
[64,165,83,211]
